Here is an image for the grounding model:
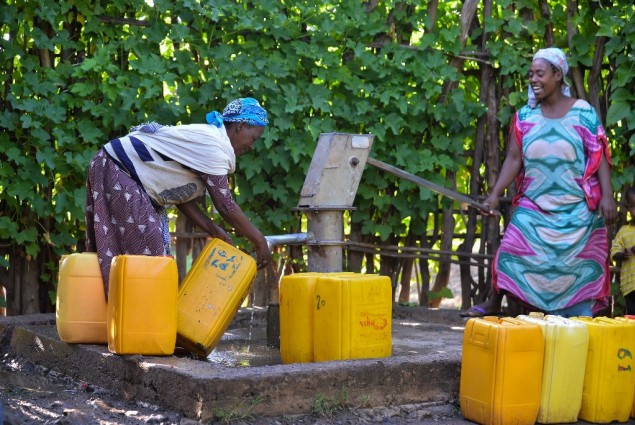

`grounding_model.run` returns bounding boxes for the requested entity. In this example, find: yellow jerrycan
[107,255,178,355]
[279,272,322,364]
[279,272,356,364]
[619,315,635,419]
[56,253,108,344]
[516,314,588,423]
[176,239,257,357]
[313,273,392,362]
[571,317,635,424]
[460,316,544,425]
